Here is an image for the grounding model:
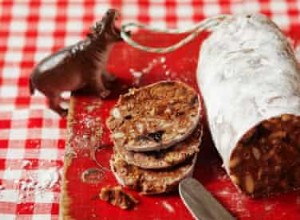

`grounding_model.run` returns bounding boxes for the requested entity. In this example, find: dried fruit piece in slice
[107,81,201,152]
